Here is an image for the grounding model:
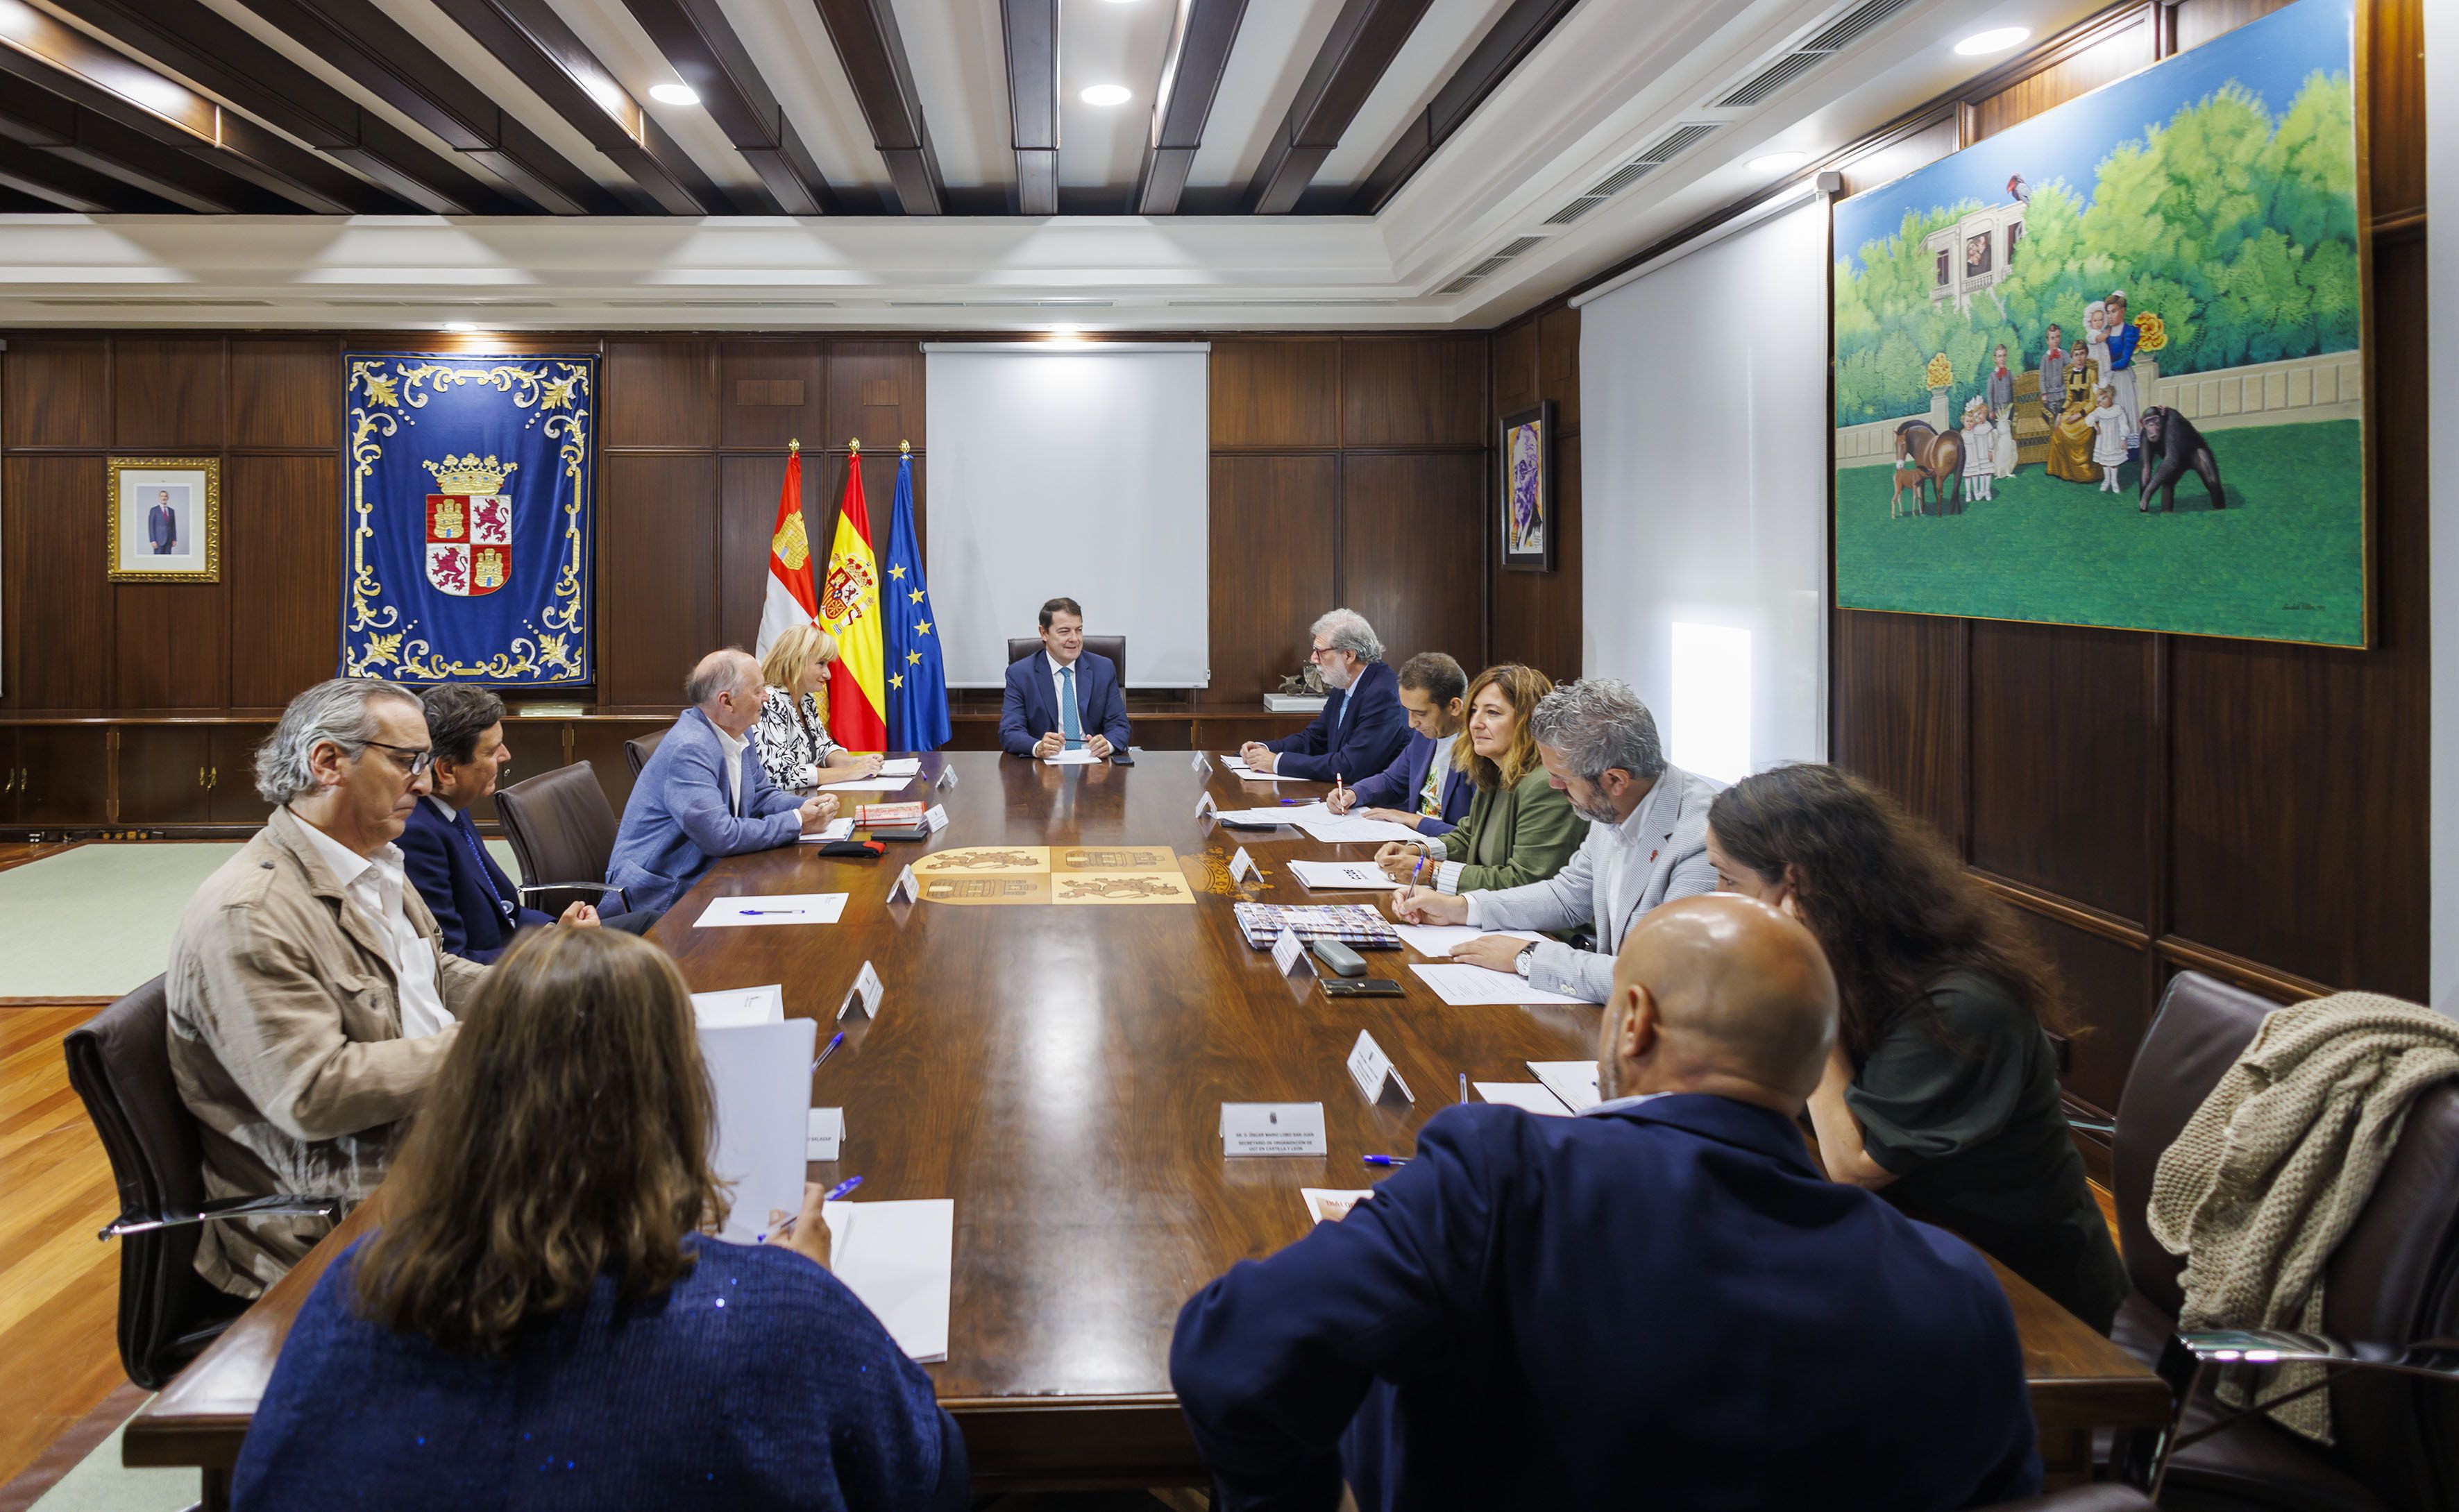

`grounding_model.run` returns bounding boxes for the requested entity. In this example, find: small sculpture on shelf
[1276,663,1326,697]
